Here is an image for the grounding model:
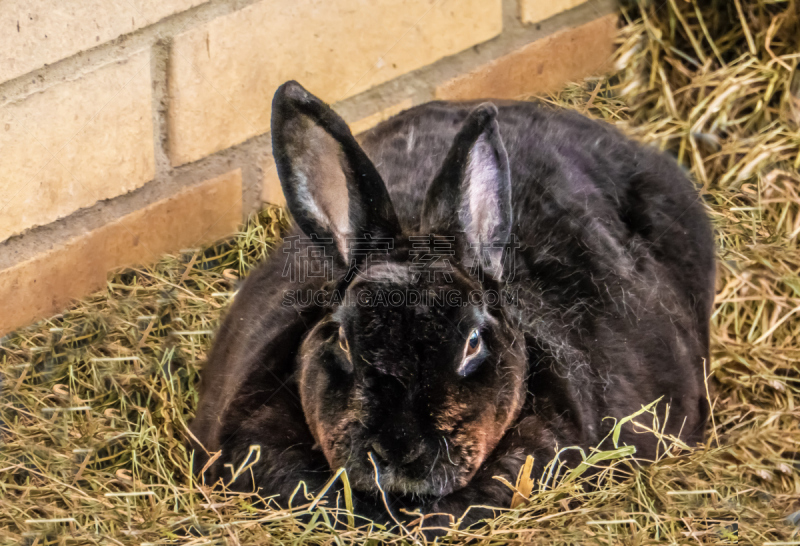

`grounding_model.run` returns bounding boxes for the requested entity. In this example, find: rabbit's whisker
[425,447,441,482]
[442,437,455,465]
